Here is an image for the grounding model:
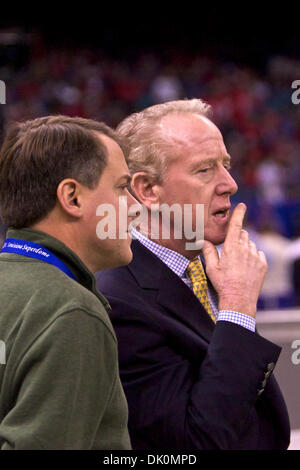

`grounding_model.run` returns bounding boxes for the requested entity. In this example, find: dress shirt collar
[131,228,198,278]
